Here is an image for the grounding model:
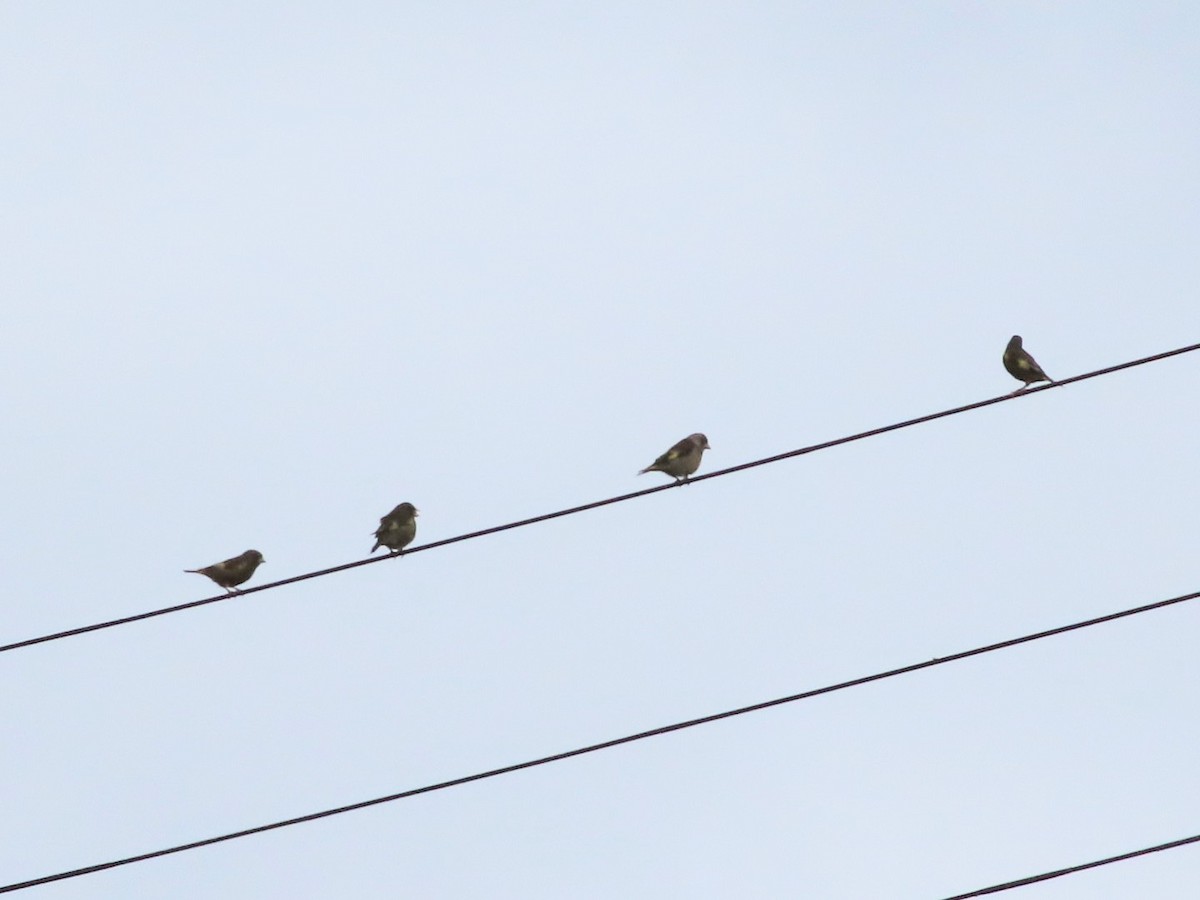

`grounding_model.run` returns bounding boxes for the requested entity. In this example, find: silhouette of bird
[185,550,265,593]
[372,502,419,554]
[638,433,711,483]
[1003,335,1054,393]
